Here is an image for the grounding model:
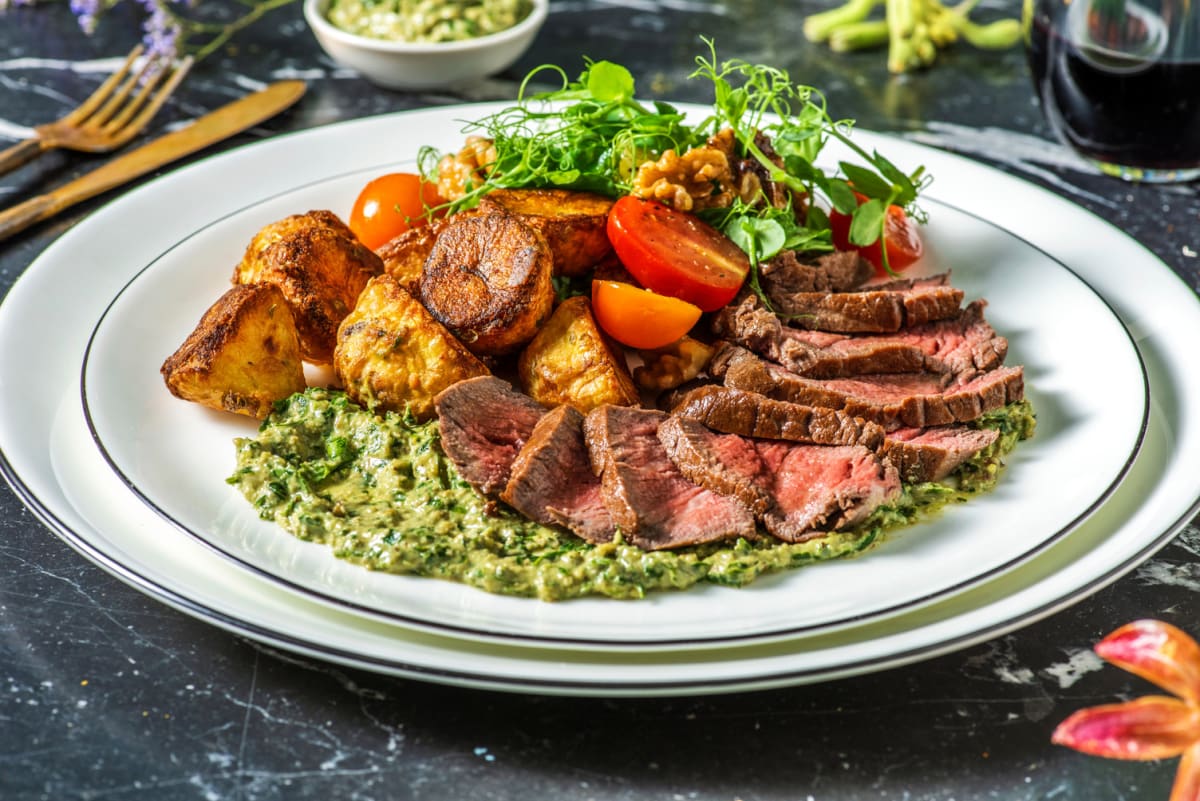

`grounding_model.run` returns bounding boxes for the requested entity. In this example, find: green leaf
[751,218,788,262]
[784,229,833,253]
[782,154,824,186]
[849,198,885,246]
[839,162,893,199]
[723,215,787,264]
[806,204,831,232]
[545,168,582,185]
[826,178,859,214]
[586,61,636,103]
[871,150,917,204]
